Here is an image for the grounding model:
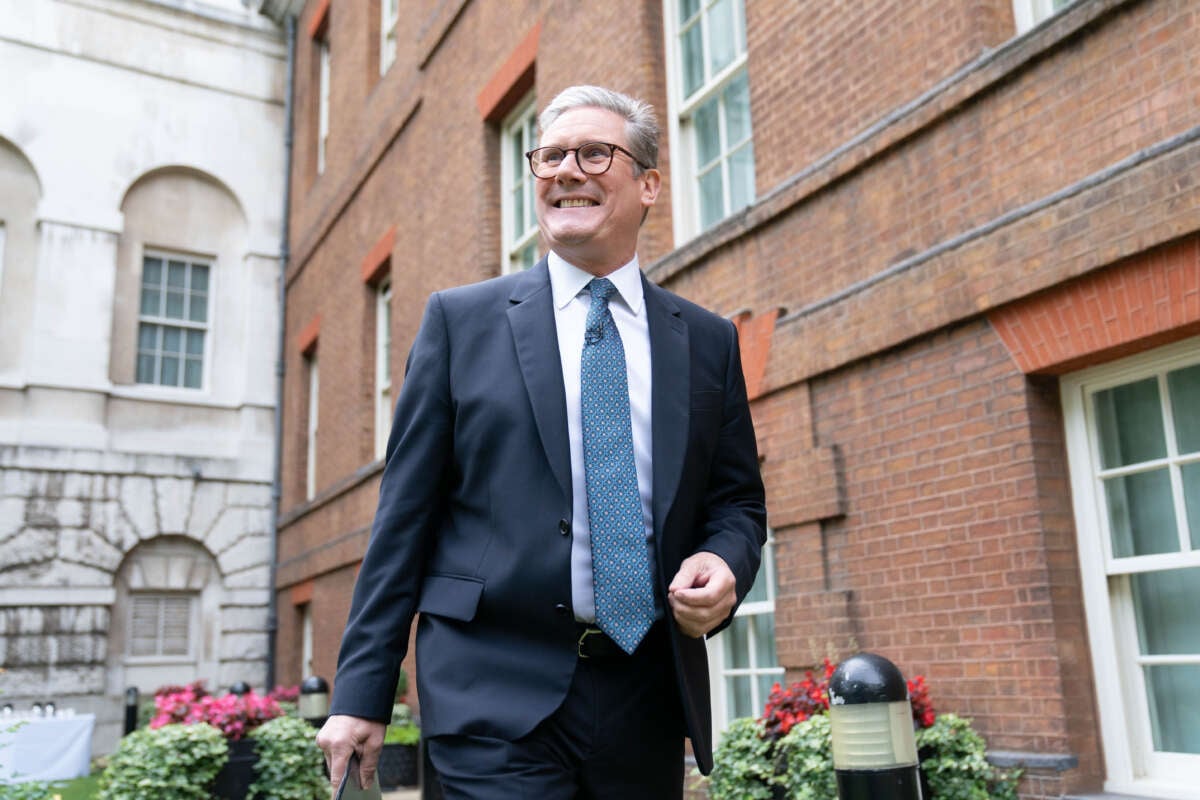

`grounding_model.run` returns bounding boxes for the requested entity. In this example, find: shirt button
[554,603,569,617]
[558,519,570,536]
